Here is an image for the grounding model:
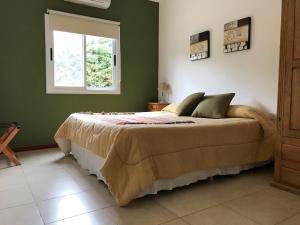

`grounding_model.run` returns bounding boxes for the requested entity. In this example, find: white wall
[159,0,282,114]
